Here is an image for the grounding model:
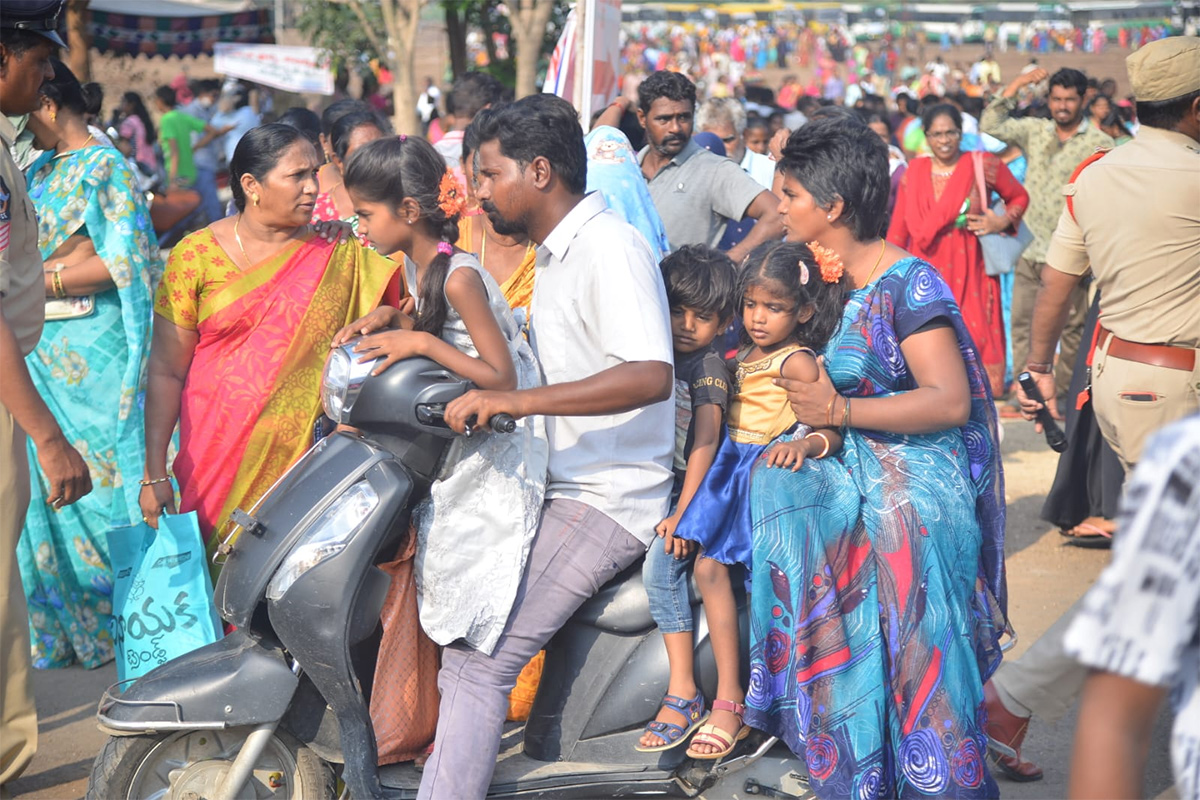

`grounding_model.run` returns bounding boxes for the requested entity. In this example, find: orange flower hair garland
[437,169,467,218]
[806,241,844,283]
